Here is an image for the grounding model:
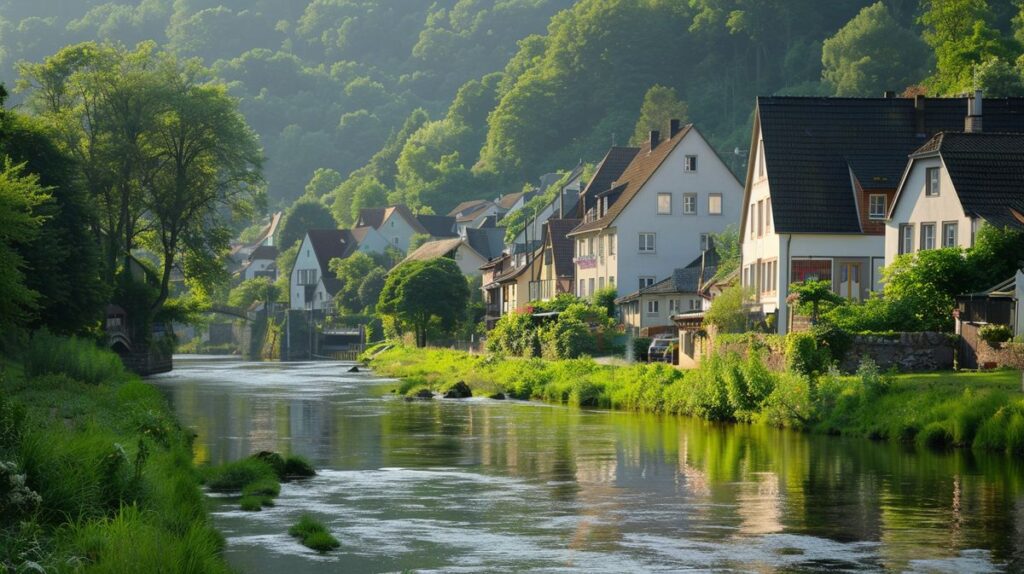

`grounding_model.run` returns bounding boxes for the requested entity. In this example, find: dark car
[647,336,676,363]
